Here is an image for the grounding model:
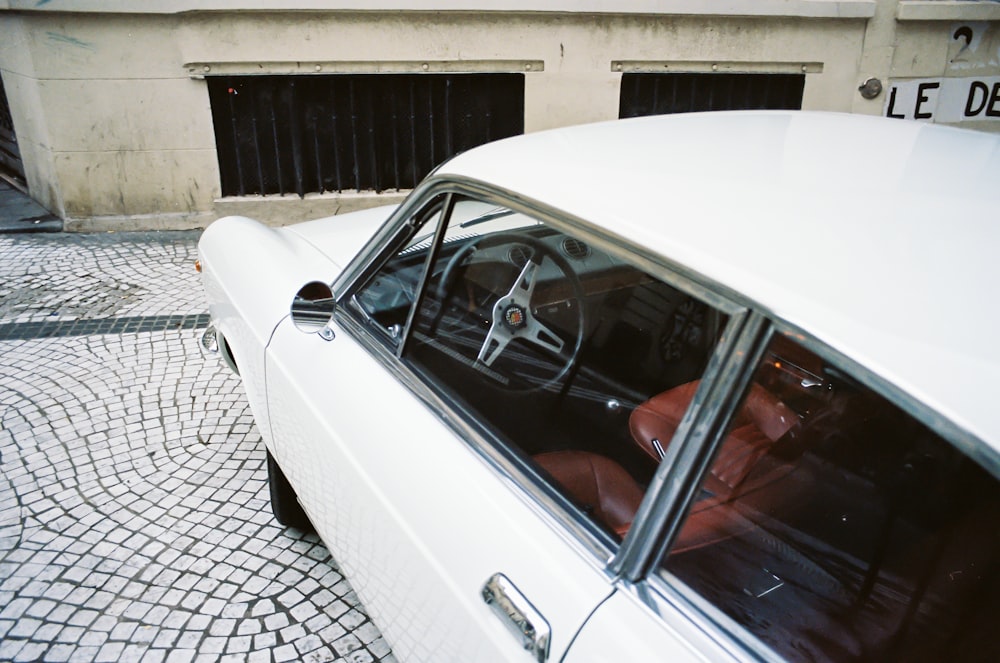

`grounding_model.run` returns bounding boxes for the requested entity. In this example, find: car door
[264,183,755,661]
[267,317,616,661]
[263,190,617,662]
